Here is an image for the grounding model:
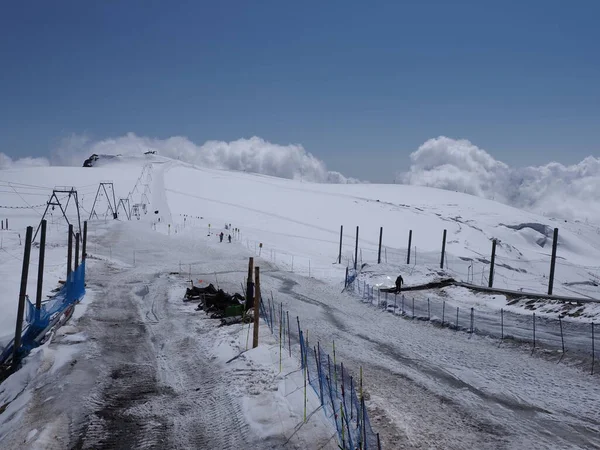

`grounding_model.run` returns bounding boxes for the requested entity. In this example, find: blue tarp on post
[0,261,86,365]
